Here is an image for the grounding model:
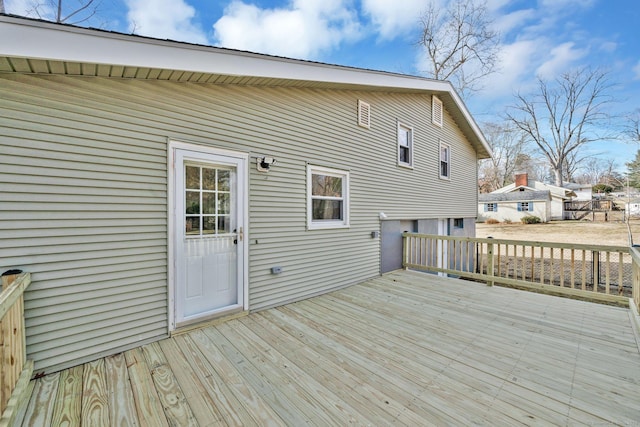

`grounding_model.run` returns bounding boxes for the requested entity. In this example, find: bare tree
[25,0,100,25]
[417,0,500,98]
[506,67,614,187]
[478,122,527,192]
[573,157,617,185]
[626,109,640,143]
